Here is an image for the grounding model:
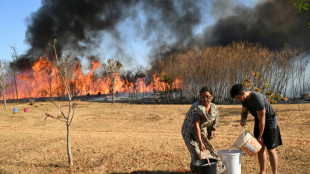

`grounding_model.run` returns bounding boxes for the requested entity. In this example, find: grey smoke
[19,0,204,69]
[25,0,135,58]
[201,0,310,50]
[19,0,310,70]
